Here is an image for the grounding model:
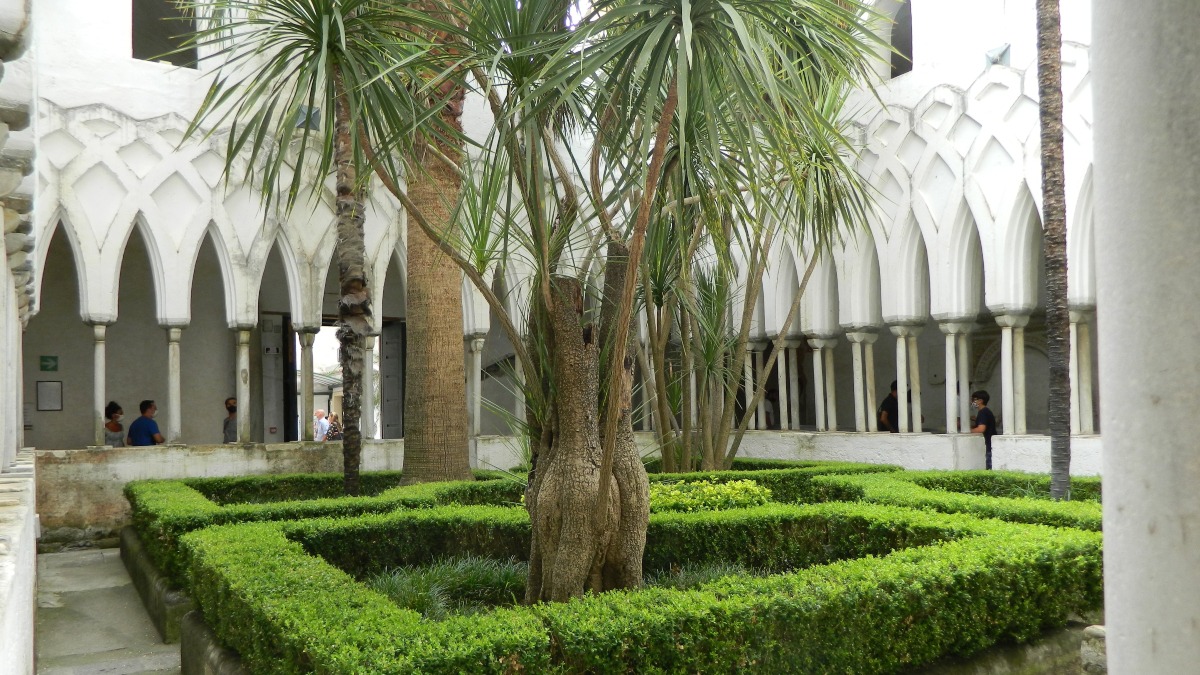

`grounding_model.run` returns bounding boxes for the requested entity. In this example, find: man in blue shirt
[127,400,165,446]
